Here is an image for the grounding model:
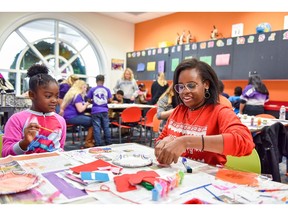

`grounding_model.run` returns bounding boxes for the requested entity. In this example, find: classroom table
[87,103,156,110]
[1,143,288,204]
[108,103,156,110]
[239,114,288,133]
